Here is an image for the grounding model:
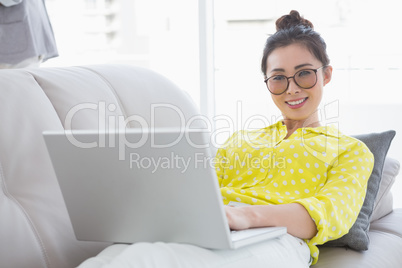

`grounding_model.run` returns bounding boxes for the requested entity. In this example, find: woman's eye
[298,70,313,77]
[272,75,285,81]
